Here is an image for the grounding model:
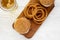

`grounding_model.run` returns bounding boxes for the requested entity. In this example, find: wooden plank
[13,0,54,38]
